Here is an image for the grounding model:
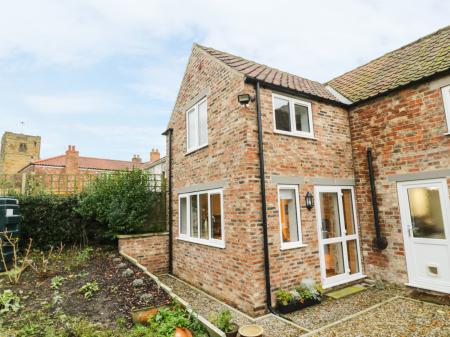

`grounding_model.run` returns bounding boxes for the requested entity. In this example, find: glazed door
[315,186,363,288]
[397,179,450,293]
